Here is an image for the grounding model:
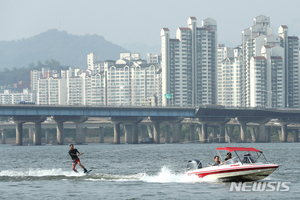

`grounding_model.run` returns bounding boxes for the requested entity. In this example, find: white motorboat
[186,147,278,181]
